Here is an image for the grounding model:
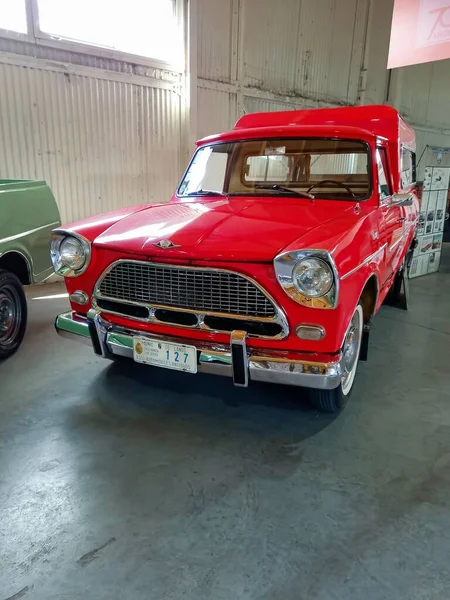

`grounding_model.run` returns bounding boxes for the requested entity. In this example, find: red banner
[388,0,450,68]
